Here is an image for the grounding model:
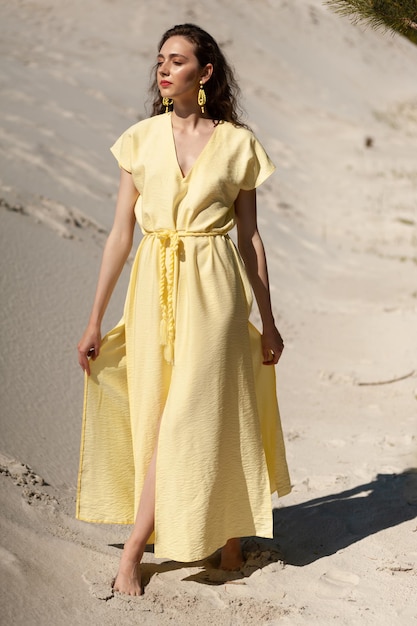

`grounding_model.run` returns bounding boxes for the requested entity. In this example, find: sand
[1,0,416,624]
